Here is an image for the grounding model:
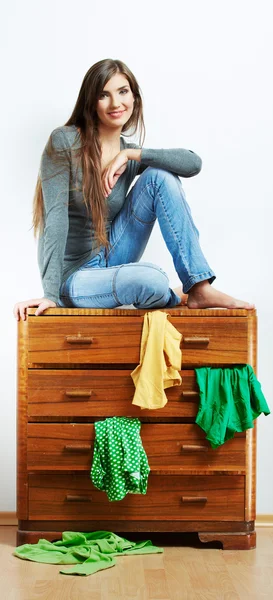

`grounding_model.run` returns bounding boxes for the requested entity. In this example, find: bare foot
[173,287,188,305]
[174,282,255,310]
